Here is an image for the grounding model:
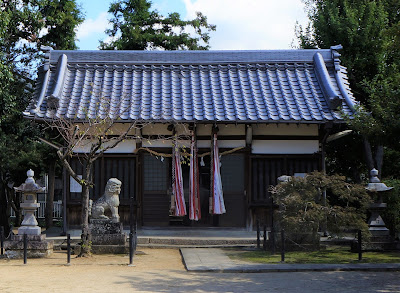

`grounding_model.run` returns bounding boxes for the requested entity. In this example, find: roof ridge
[47,49,334,65]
